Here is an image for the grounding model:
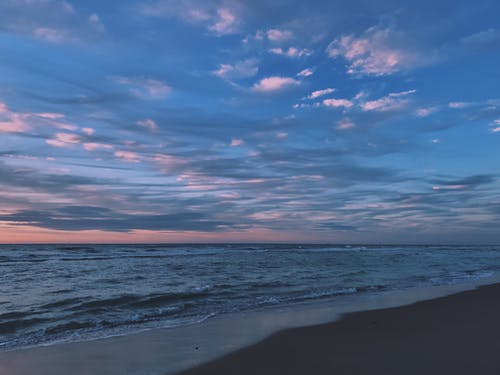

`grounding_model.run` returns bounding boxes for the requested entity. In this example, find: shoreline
[177,282,500,375]
[1,277,499,374]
